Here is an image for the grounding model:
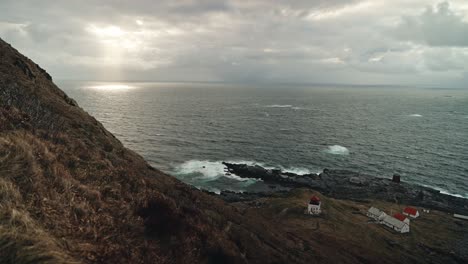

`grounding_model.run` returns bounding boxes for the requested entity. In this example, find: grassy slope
[241,189,468,264]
